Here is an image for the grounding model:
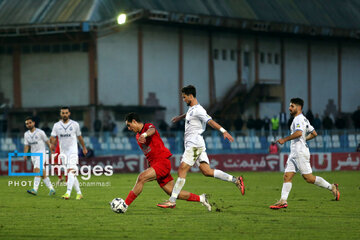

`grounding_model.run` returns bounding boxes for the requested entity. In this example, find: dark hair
[290,98,304,109]
[125,112,141,123]
[25,116,34,122]
[61,106,70,111]
[181,85,196,97]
